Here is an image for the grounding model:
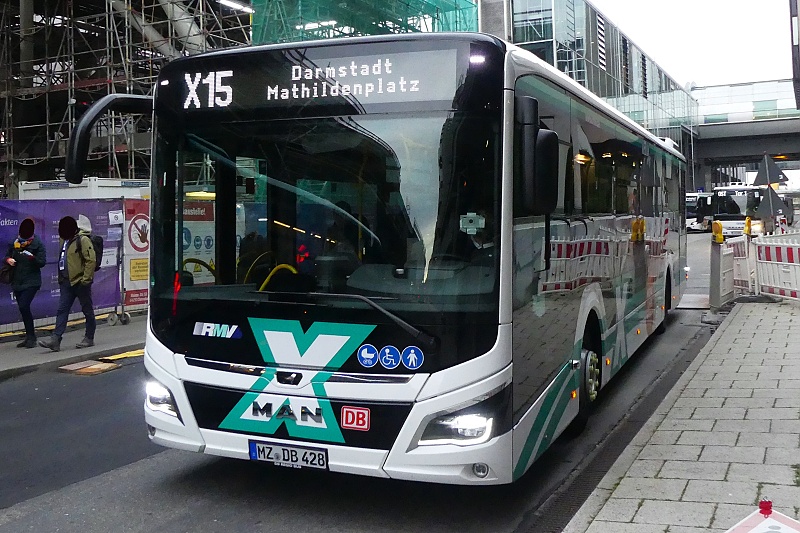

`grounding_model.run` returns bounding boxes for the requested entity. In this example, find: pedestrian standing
[4,218,47,348]
[38,215,96,352]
